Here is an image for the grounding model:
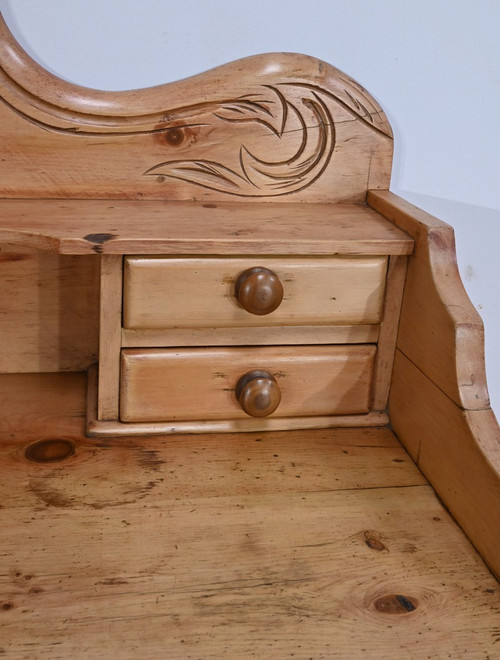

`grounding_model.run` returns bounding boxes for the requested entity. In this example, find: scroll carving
[142,79,391,197]
[0,13,393,201]
[143,84,335,197]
